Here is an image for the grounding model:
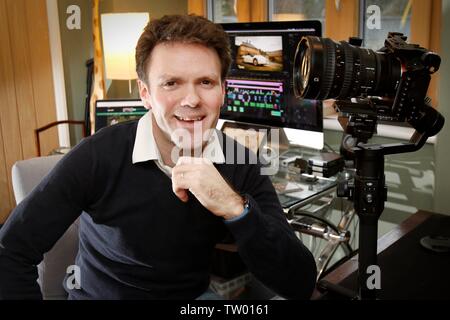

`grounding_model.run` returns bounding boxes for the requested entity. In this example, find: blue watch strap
[224,195,250,223]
